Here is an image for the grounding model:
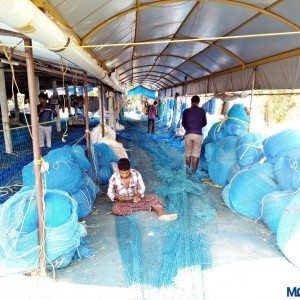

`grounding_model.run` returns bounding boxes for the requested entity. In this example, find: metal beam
[115,54,211,74]
[119,63,193,79]
[210,0,300,31]
[123,74,173,86]
[153,0,293,85]
[131,79,167,89]
[105,35,244,71]
[143,1,199,84]
[82,0,198,45]
[131,0,139,84]
[172,48,300,89]
[120,70,182,83]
